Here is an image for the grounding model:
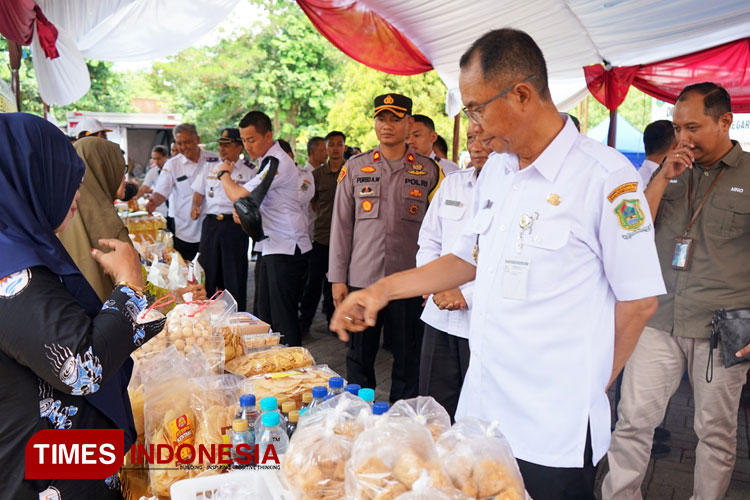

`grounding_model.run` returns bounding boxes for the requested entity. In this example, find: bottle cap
[328,376,344,389]
[259,396,278,411]
[281,401,296,414]
[288,410,300,423]
[358,388,375,402]
[262,411,280,427]
[232,418,249,432]
[373,401,390,415]
[302,392,313,404]
[276,394,289,406]
[312,386,327,398]
[239,394,255,407]
[344,384,361,395]
[299,408,308,416]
